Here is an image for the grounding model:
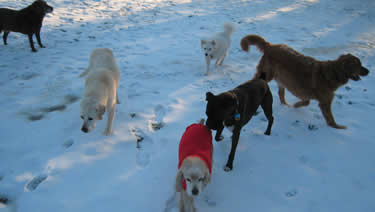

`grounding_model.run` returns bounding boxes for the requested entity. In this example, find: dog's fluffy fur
[201,23,235,75]
[205,77,273,171]
[241,34,370,129]
[79,48,120,136]
[176,119,212,212]
[0,0,53,52]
